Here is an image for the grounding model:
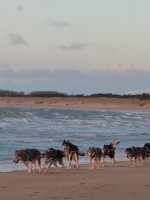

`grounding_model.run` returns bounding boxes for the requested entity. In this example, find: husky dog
[41,148,65,173]
[61,140,85,170]
[102,141,120,166]
[143,143,150,158]
[125,146,147,167]
[13,149,42,173]
[87,147,103,169]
